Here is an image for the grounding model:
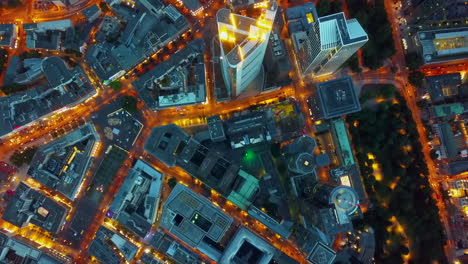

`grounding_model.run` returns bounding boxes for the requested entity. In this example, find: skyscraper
[290,9,368,77]
[217,0,277,97]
